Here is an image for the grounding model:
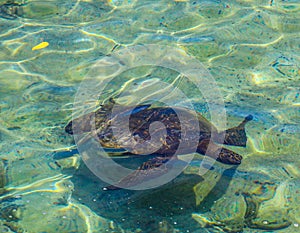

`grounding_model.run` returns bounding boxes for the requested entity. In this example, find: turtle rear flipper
[220,115,253,147]
[217,147,243,165]
[197,139,242,165]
